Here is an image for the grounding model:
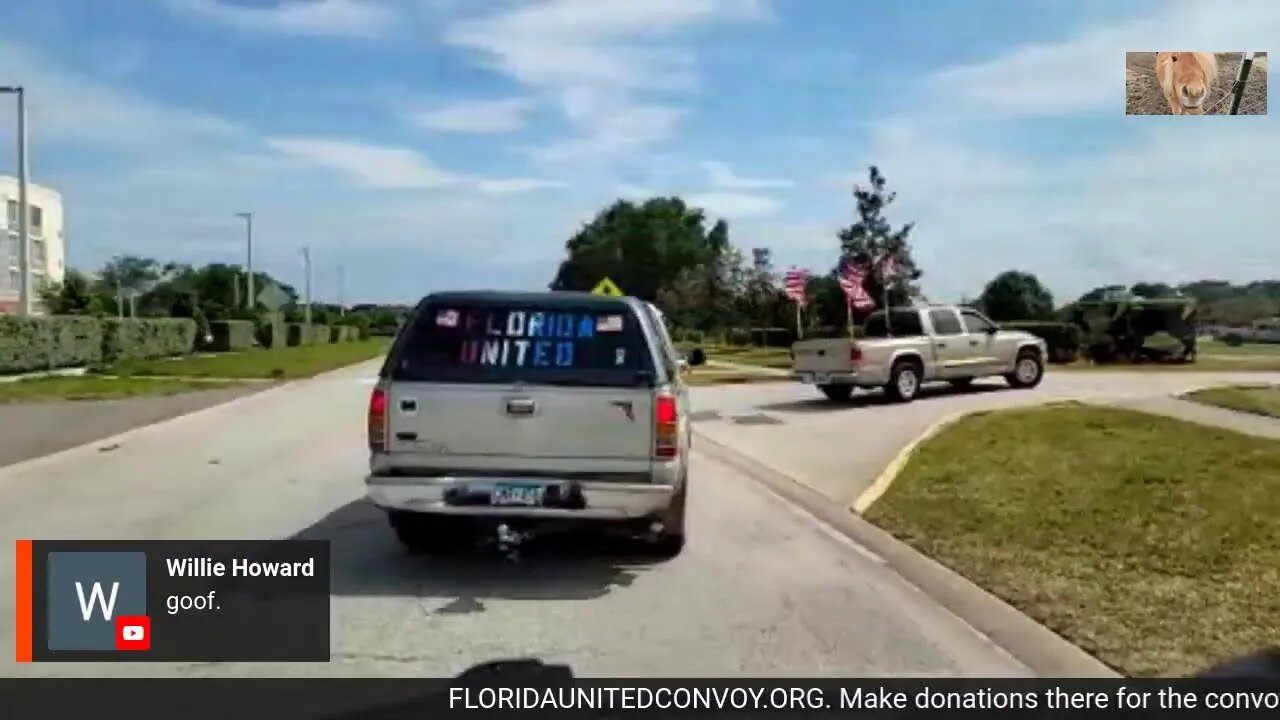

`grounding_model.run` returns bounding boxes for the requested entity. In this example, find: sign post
[257,283,290,368]
[590,277,624,297]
